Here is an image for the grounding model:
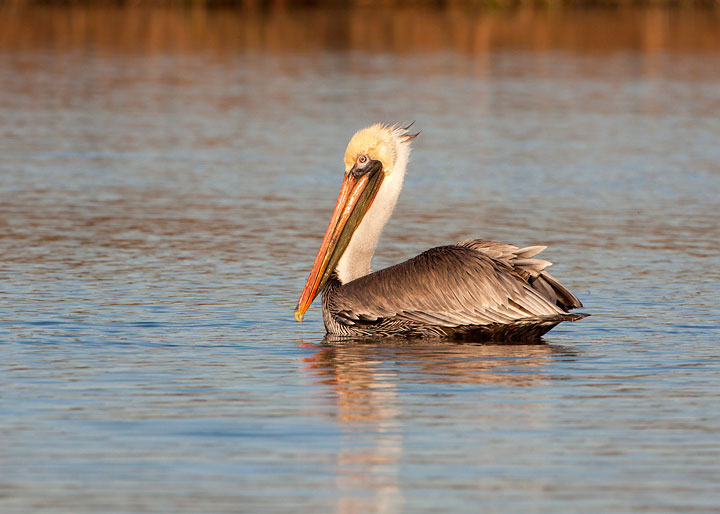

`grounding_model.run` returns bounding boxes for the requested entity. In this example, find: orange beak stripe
[294,168,383,322]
